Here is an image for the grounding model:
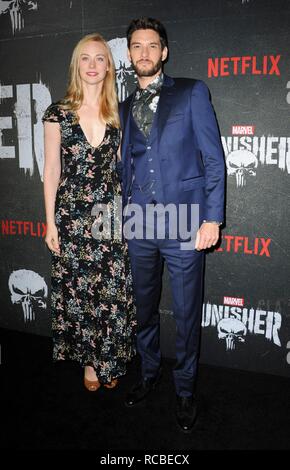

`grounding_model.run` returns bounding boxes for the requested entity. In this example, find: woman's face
[78,40,109,87]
